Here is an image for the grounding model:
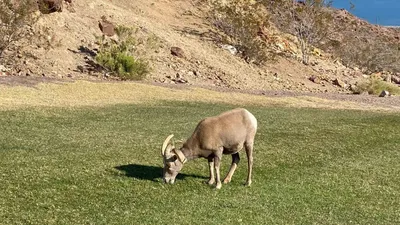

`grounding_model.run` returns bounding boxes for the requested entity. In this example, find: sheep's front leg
[214,152,223,189]
[206,157,215,185]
